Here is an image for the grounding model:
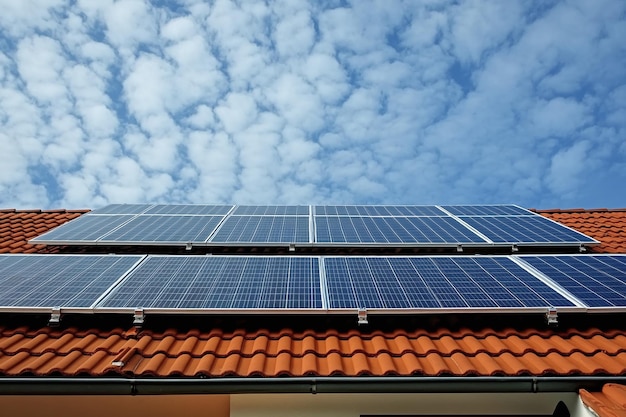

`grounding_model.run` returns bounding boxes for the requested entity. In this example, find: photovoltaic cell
[144,205,233,215]
[460,216,597,243]
[210,216,310,243]
[0,254,143,308]
[324,257,575,309]
[520,255,626,307]
[89,204,154,215]
[98,256,321,309]
[30,215,134,242]
[99,215,224,243]
[315,216,486,244]
[315,205,445,216]
[233,206,309,215]
[442,205,532,216]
